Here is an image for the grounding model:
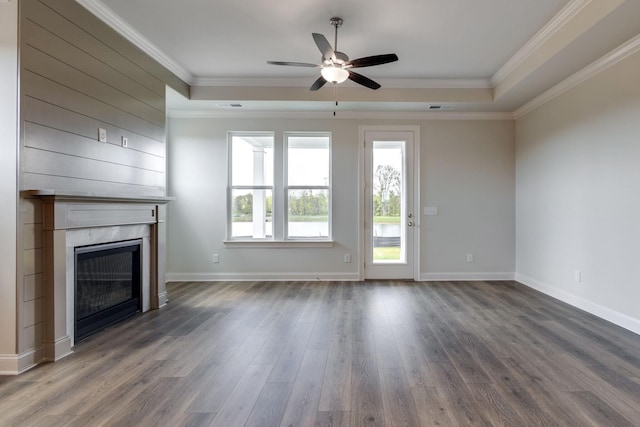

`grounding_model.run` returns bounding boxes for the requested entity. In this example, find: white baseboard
[0,347,43,375]
[167,272,515,283]
[17,348,41,373]
[0,354,19,375]
[43,336,73,362]
[166,272,361,282]
[515,273,640,335]
[420,272,516,281]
